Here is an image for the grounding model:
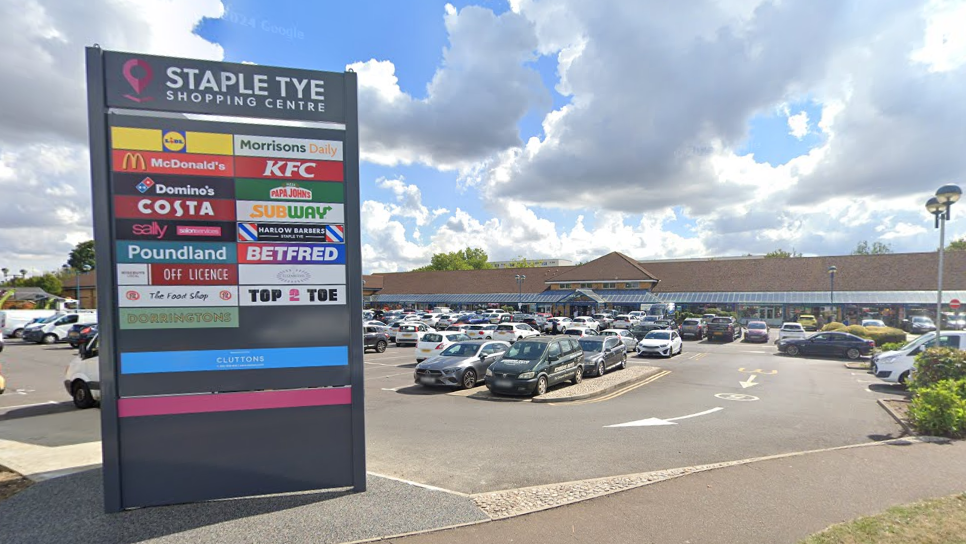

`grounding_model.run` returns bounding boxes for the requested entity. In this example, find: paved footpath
[390,438,966,544]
